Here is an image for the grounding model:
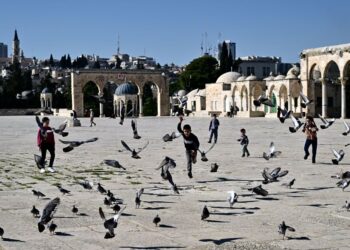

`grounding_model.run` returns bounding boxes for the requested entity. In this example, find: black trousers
[40,144,55,168]
[209,129,218,143]
[185,150,195,172]
[304,138,317,162]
